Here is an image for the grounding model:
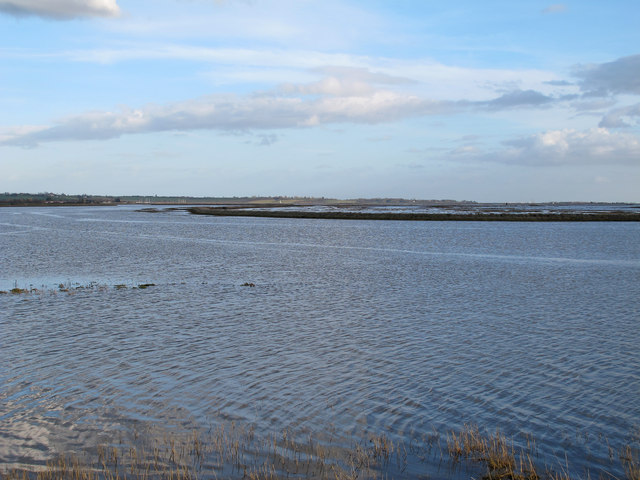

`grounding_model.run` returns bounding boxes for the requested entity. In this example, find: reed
[1,424,638,480]
[621,444,640,480]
